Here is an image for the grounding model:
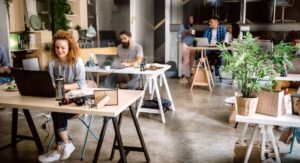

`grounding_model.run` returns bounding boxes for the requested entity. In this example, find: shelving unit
[67,0,88,29]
